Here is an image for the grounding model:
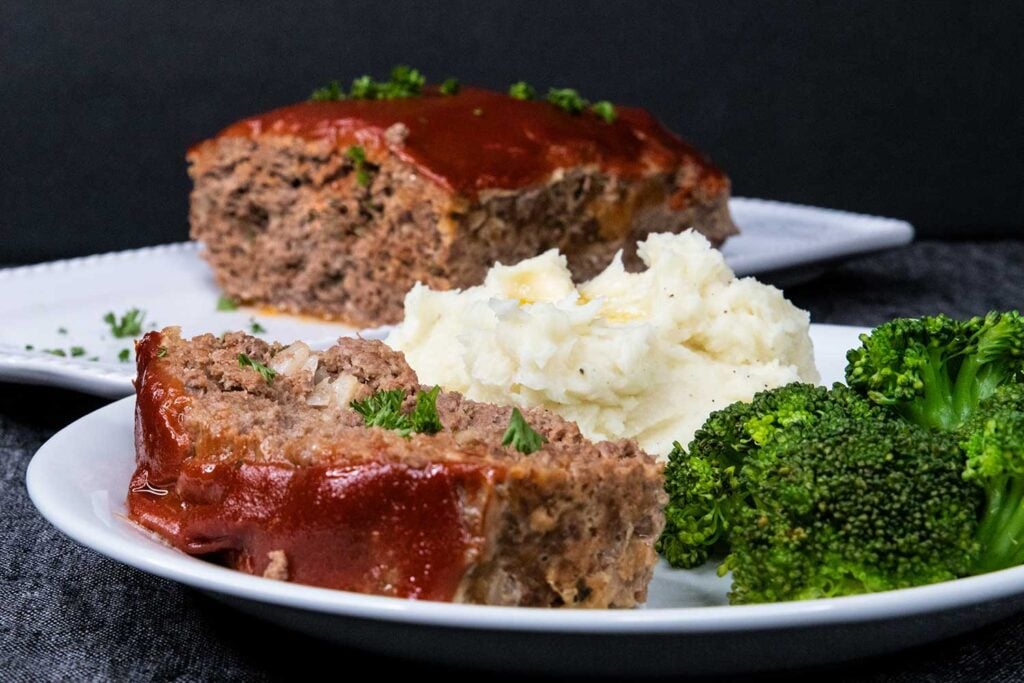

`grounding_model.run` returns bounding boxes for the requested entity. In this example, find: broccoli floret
[725,419,979,603]
[656,441,733,568]
[657,382,981,603]
[846,312,1024,575]
[658,312,1024,601]
[658,383,888,568]
[961,385,1024,573]
[846,312,1024,431]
